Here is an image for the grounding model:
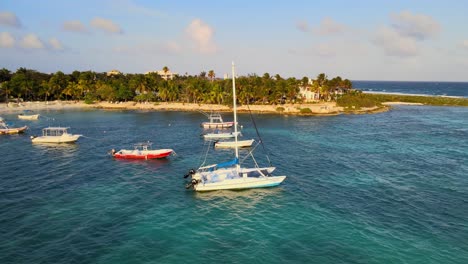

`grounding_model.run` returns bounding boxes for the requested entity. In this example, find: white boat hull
[201,122,234,128]
[18,114,40,120]
[215,139,254,148]
[203,131,241,139]
[194,175,286,191]
[32,134,81,143]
